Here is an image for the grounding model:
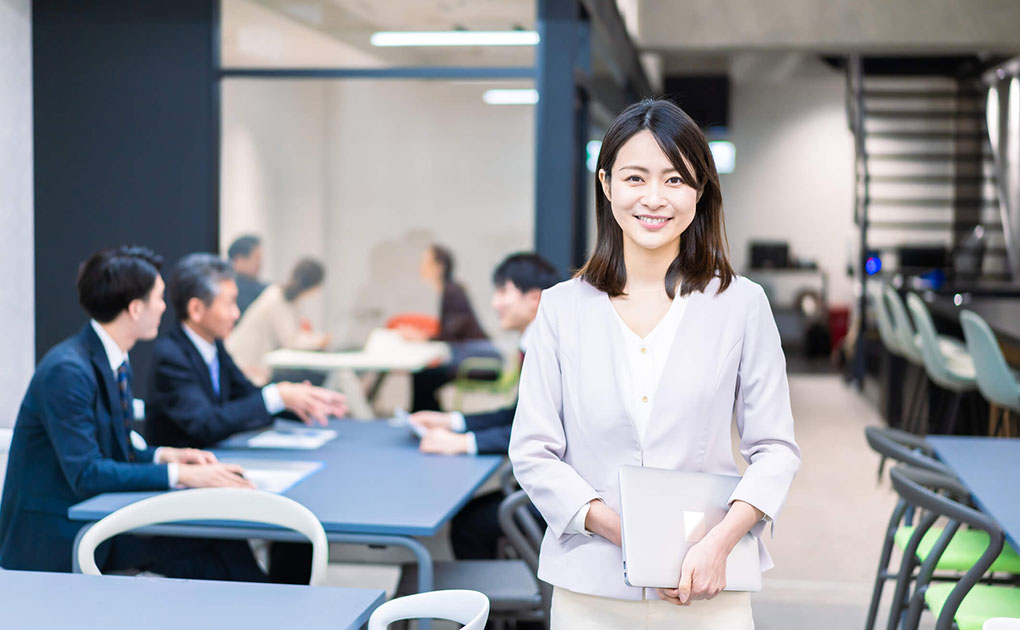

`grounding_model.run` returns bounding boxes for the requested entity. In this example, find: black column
[33,0,218,396]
